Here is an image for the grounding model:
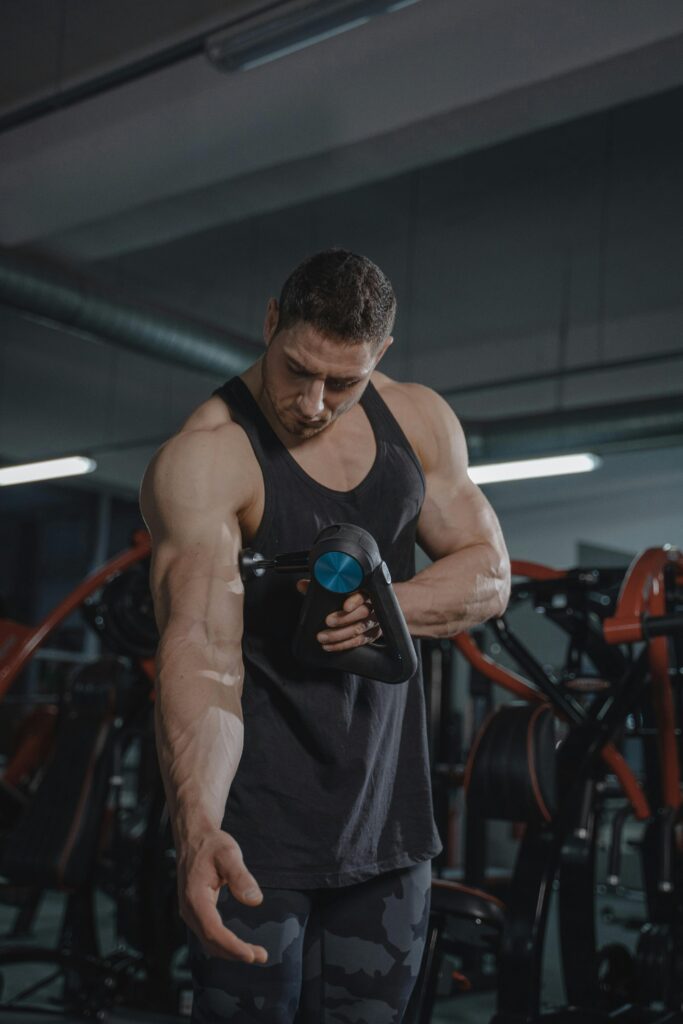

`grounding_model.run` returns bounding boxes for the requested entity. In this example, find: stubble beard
[260,352,336,439]
[260,352,321,439]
